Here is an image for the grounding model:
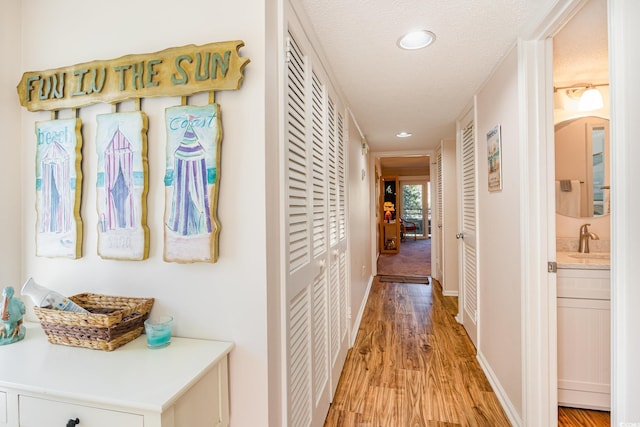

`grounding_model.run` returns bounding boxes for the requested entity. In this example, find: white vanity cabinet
[0,324,233,427]
[556,259,610,410]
